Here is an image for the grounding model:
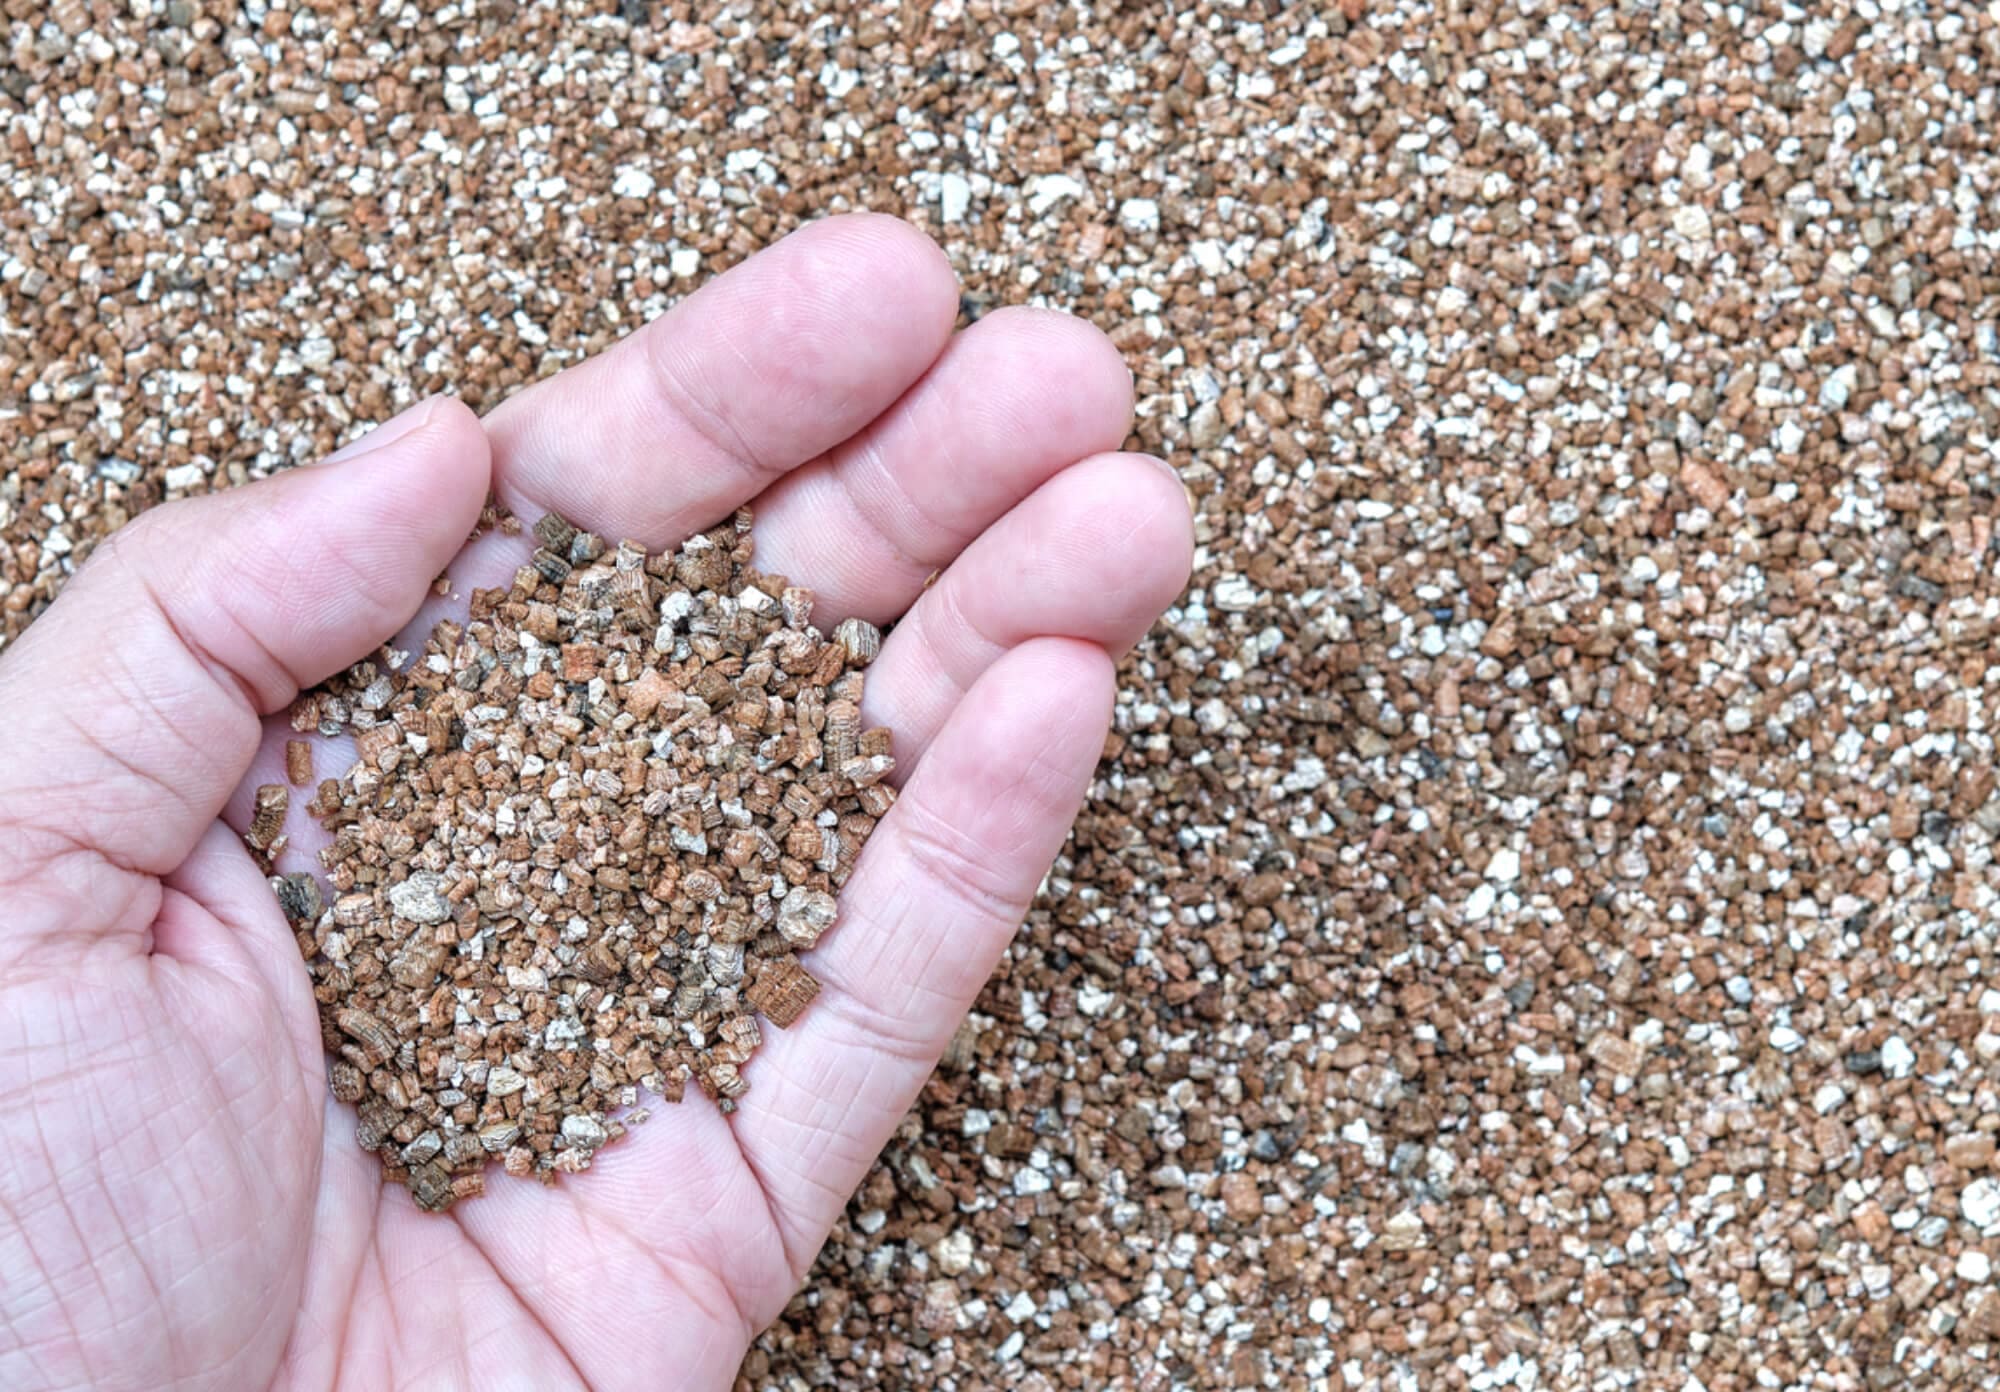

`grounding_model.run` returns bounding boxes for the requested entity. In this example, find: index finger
[483,214,960,548]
